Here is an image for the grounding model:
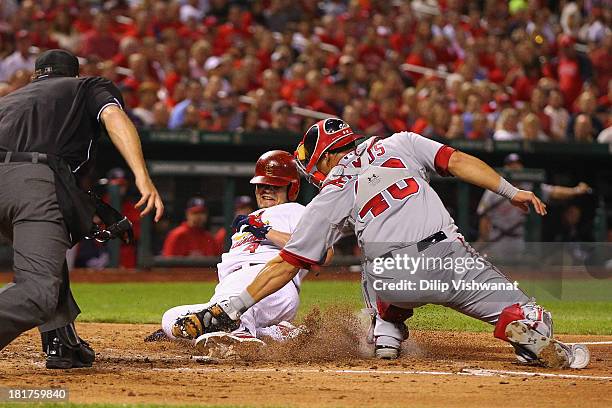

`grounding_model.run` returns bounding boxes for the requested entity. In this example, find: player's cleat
[195,331,239,358]
[269,321,307,341]
[229,330,267,346]
[539,341,591,369]
[505,321,590,369]
[172,313,205,340]
[41,324,95,369]
[375,345,400,360]
[144,328,169,342]
[195,330,265,358]
[567,344,591,369]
